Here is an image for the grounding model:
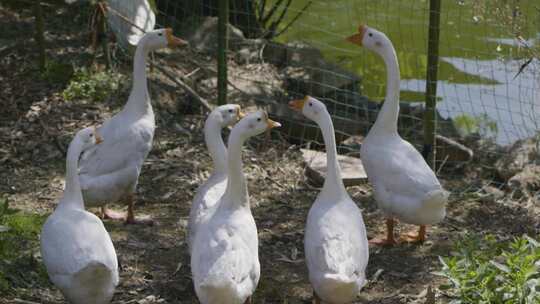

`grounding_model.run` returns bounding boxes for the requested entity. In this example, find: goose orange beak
[166,28,188,47]
[346,24,367,46]
[267,118,281,129]
[92,127,103,144]
[288,96,309,112]
[237,107,246,119]
[95,133,103,144]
